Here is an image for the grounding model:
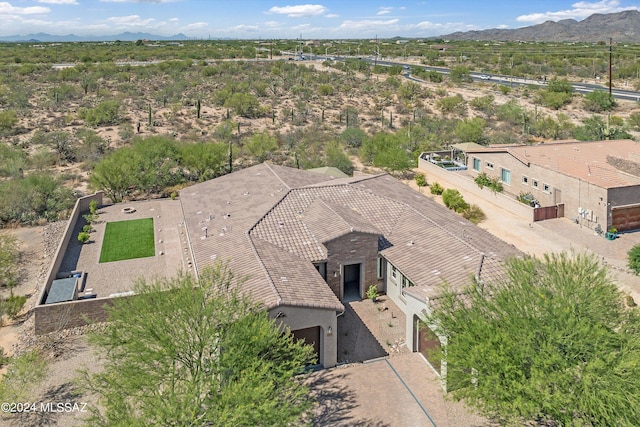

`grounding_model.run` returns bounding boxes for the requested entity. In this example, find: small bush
[414,173,427,188]
[442,189,469,213]
[83,225,92,233]
[78,231,90,244]
[462,204,486,224]
[1,294,26,319]
[430,182,444,195]
[474,172,503,193]
[628,244,640,275]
